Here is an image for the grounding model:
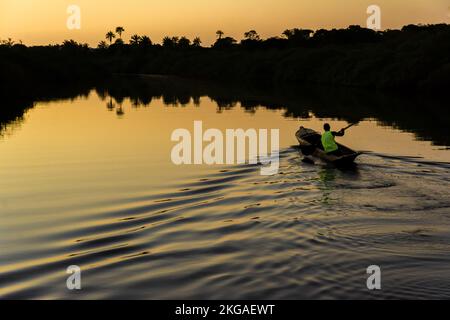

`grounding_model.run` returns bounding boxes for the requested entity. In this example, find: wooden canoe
[296,127,361,166]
